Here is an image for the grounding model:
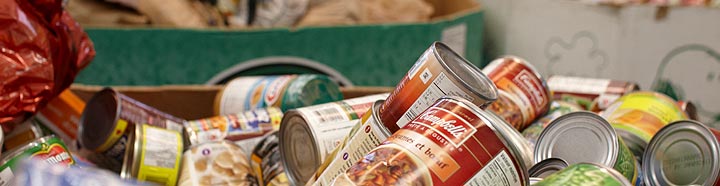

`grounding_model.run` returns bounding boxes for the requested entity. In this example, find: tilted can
[215,74,343,115]
[532,163,633,186]
[483,56,552,131]
[278,94,389,185]
[251,131,289,186]
[78,88,186,172]
[0,135,74,183]
[601,91,688,160]
[642,120,720,186]
[534,111,639,183]
[185,107,284,152]
[547,75,639,111]
[307,100,394,186]
[35,89,85,150]
[379,42,498,132]
[521,101,584,152]
[332,97,533,185]
[178,140,256,186]
[121,124,184,186]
